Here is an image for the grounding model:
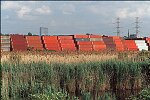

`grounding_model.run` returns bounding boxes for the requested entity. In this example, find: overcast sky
[1,1,150,36]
